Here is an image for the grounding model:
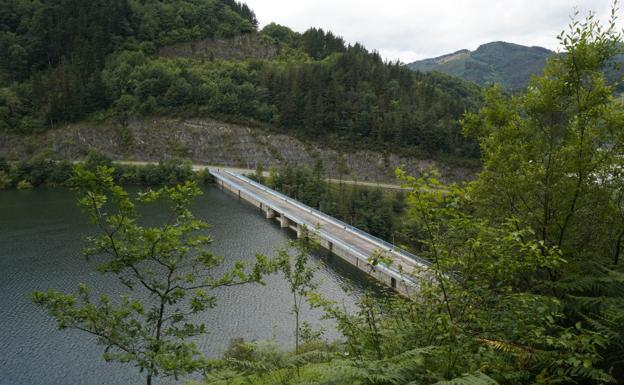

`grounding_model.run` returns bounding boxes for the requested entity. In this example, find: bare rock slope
[0,118,475,183]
